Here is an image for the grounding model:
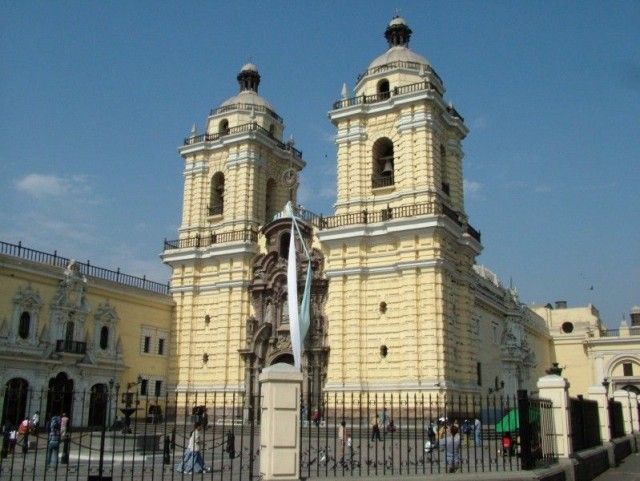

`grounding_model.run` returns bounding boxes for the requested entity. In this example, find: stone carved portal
[241,218,328,417]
